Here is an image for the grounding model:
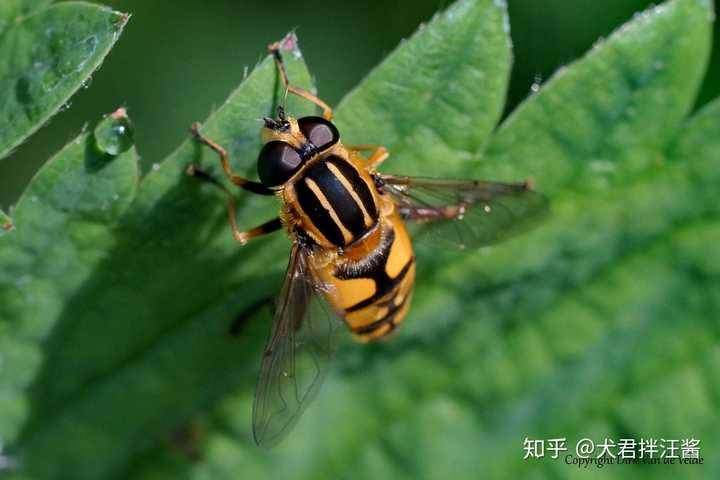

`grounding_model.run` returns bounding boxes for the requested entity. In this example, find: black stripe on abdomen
[305,161,368,240]
[295,179,345,247]
[353,293,410,335]
[334,228,414,313]
[327,156,378,219]
[344,255,413,313]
